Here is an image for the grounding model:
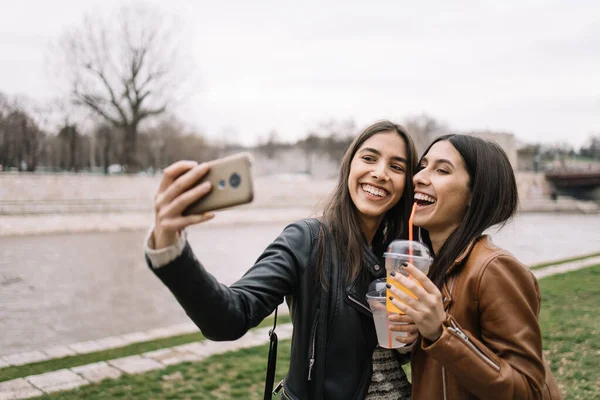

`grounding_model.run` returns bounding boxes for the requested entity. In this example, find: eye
[390,164,406,173]
[417,164,426,172]
[361,155,376,162]
[436,168,449,174]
